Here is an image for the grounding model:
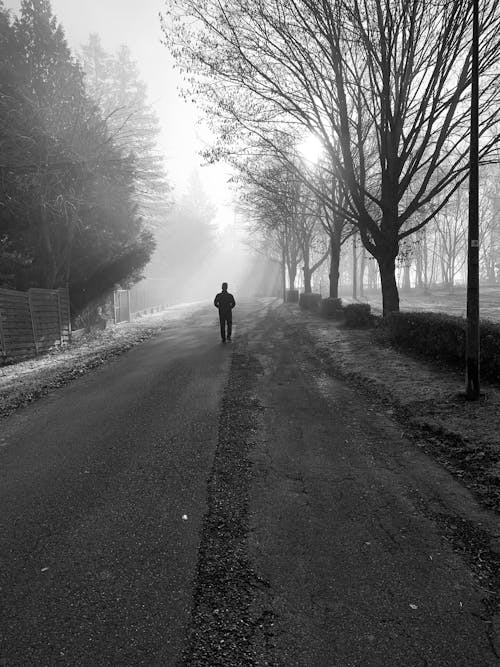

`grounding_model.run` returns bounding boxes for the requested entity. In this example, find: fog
[143,230,281,308]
